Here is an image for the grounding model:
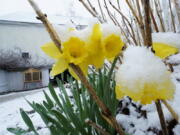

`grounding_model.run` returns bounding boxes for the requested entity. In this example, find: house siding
[0,69,50,93]
[0,70,8,92]
[7,71,24,91]
[41,68,50,87]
